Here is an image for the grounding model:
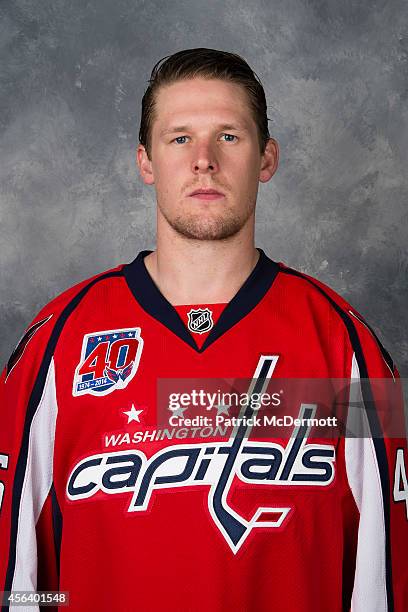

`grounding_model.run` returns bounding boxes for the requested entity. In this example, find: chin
[170,215,246,241]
